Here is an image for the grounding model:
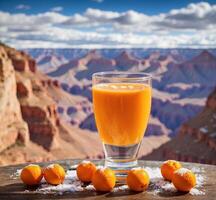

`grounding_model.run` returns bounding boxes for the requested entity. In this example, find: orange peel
[126,168,150,192]
[76,161,97,183]
[172,168,196,192]
[20,164,43,186]
[43,163,65,185]
[160,160,182,181]
[92,167,116,192]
